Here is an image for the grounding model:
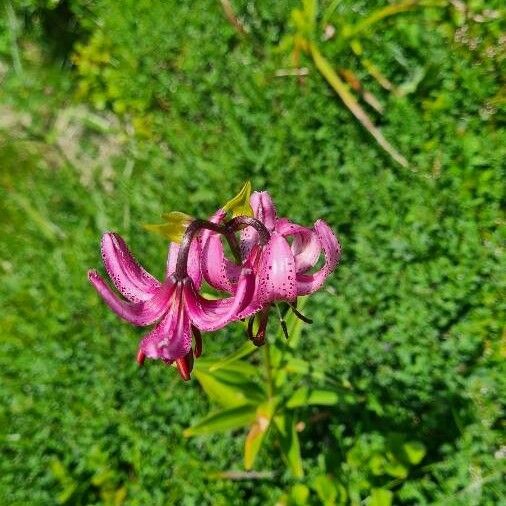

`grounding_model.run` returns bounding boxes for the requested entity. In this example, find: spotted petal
[185,267,256,331]
[138,285,192,362]
[201,233,241,293]
[296,220,341,295]
[101,232,160,302]
[276,219,321,273]
[256,232,297,304]
[88,270,175,326]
